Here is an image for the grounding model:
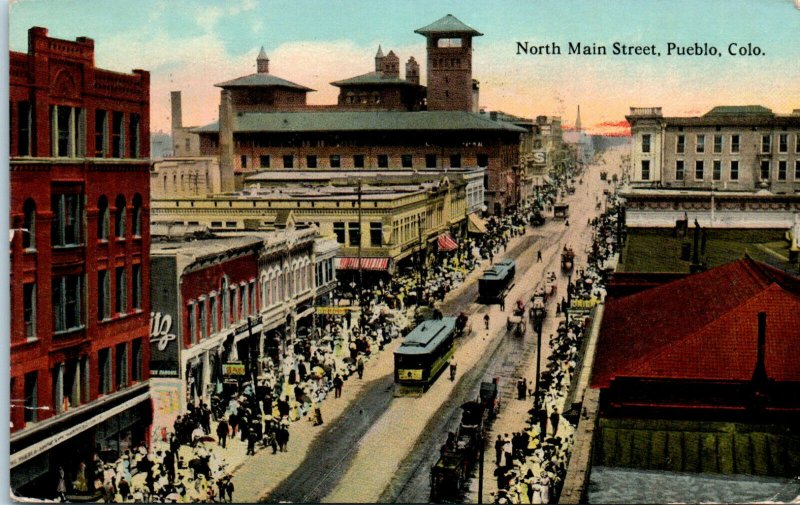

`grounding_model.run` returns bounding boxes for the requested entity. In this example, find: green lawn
[619,228,795,274]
